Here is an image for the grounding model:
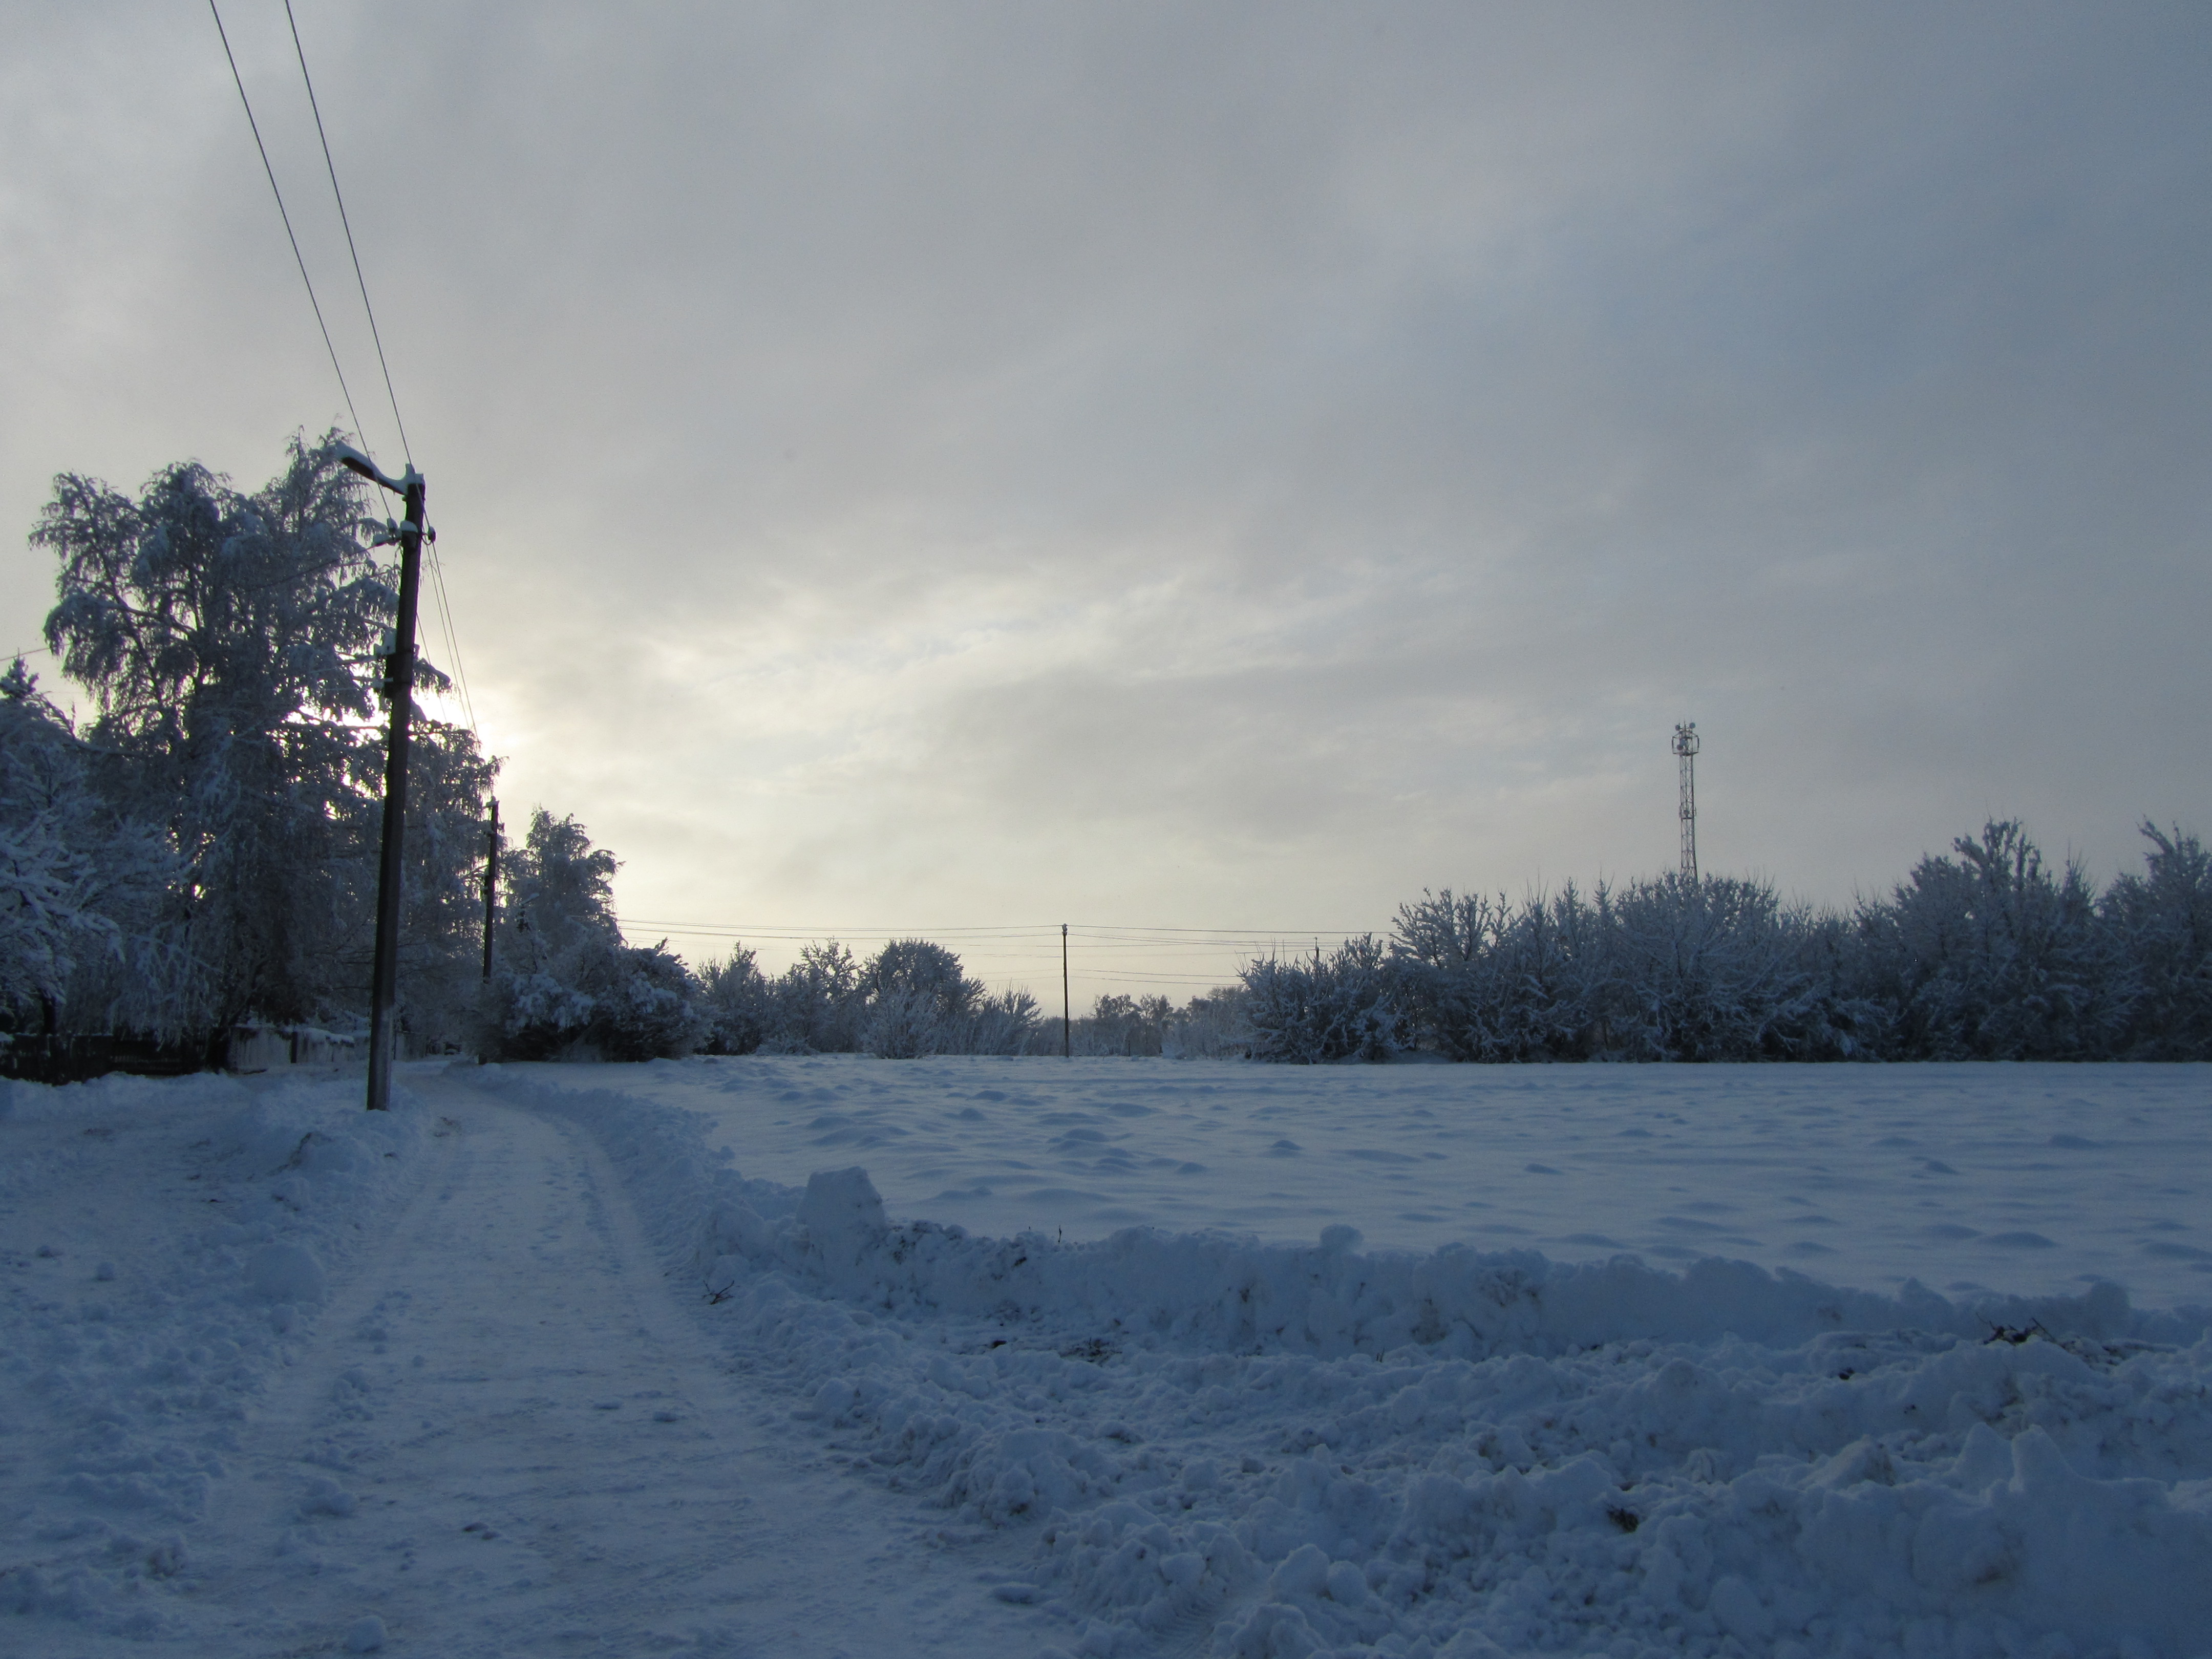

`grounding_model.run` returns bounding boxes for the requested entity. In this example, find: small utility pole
[481,797,500,983]
[341,443,426,1112]
[1061,923,1072,1058]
